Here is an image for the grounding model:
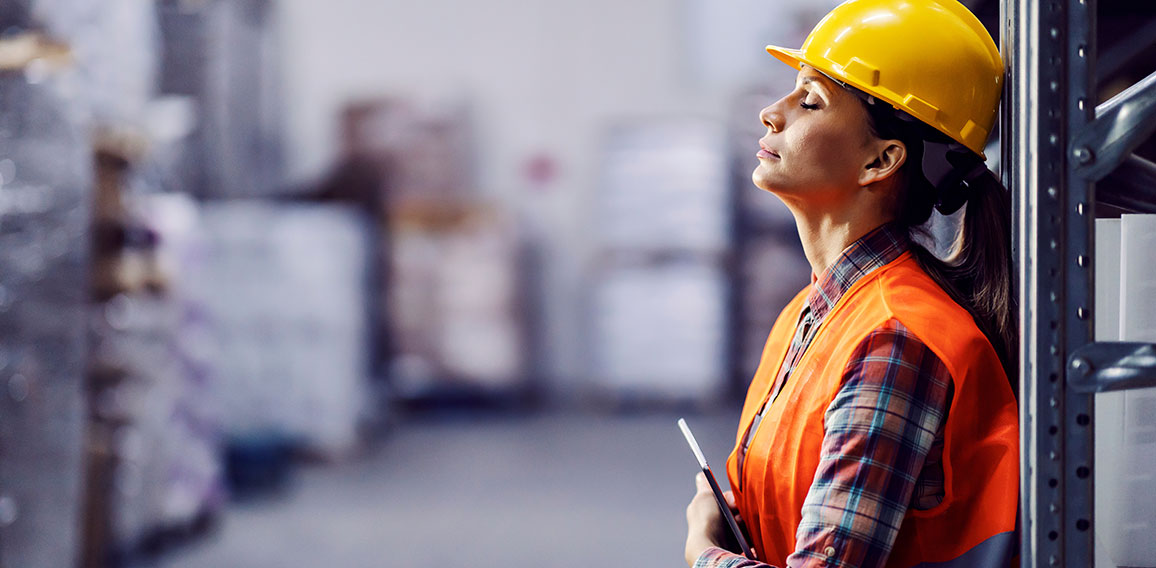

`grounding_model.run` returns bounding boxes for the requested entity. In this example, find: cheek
[789,129,836,174]
[799,126,863,178]
[796,127,843,159]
